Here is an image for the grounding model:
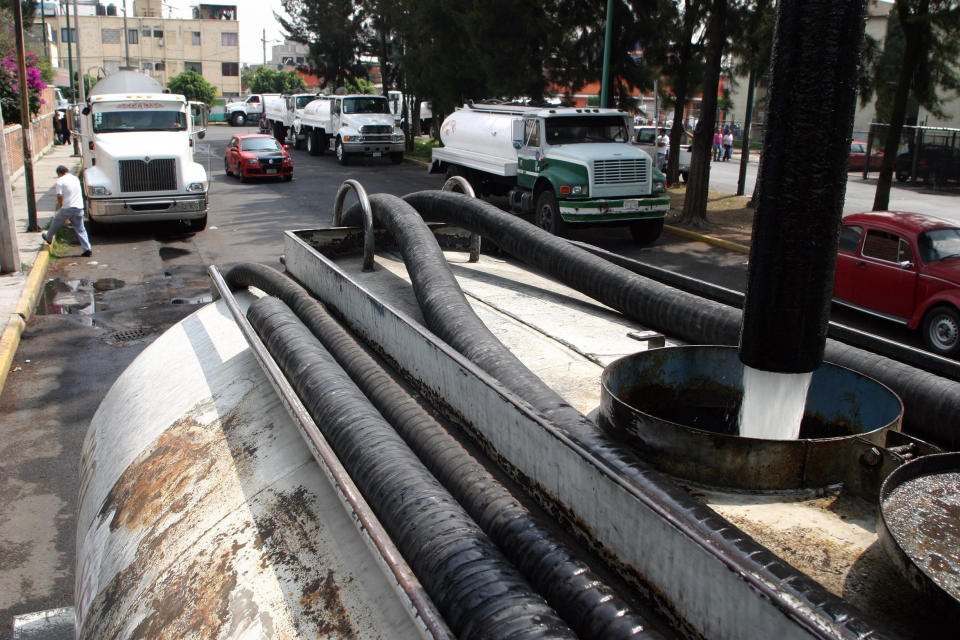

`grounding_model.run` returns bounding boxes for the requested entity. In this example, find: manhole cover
[104,328,149,345]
